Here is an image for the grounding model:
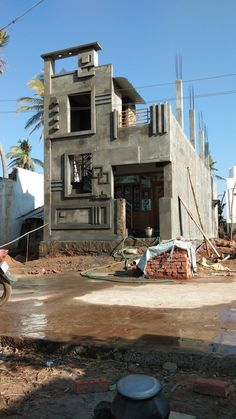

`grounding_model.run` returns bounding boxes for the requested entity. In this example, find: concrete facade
[41,42,217,248]
[226,166,236,234]
[0,168,44,248]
